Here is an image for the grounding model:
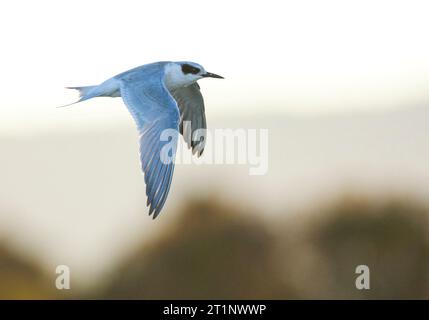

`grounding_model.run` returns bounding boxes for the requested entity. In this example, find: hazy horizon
[1,105,428,287]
